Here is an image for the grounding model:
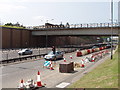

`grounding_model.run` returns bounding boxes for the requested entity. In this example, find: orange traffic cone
[20,79,24,88]
[70,55,73,59]
[91,56,95,62]
[81,59,85,68]
[37,71,42,87]
[50,61,54,70]
[64,58,66,62]
[34,82,37,87]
